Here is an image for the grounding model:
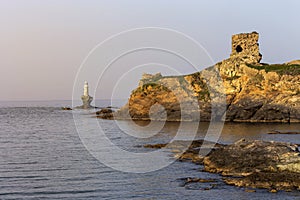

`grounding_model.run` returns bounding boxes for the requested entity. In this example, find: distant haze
[1,0,300,101]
